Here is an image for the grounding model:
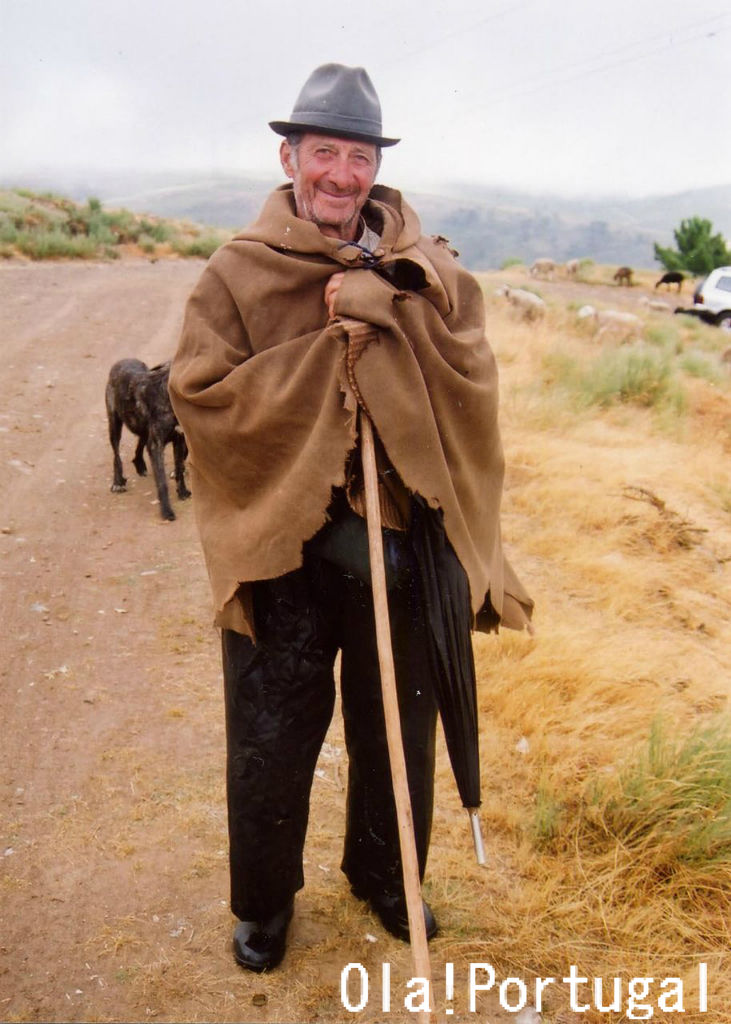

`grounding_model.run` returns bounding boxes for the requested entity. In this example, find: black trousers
[221,526,438,922]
